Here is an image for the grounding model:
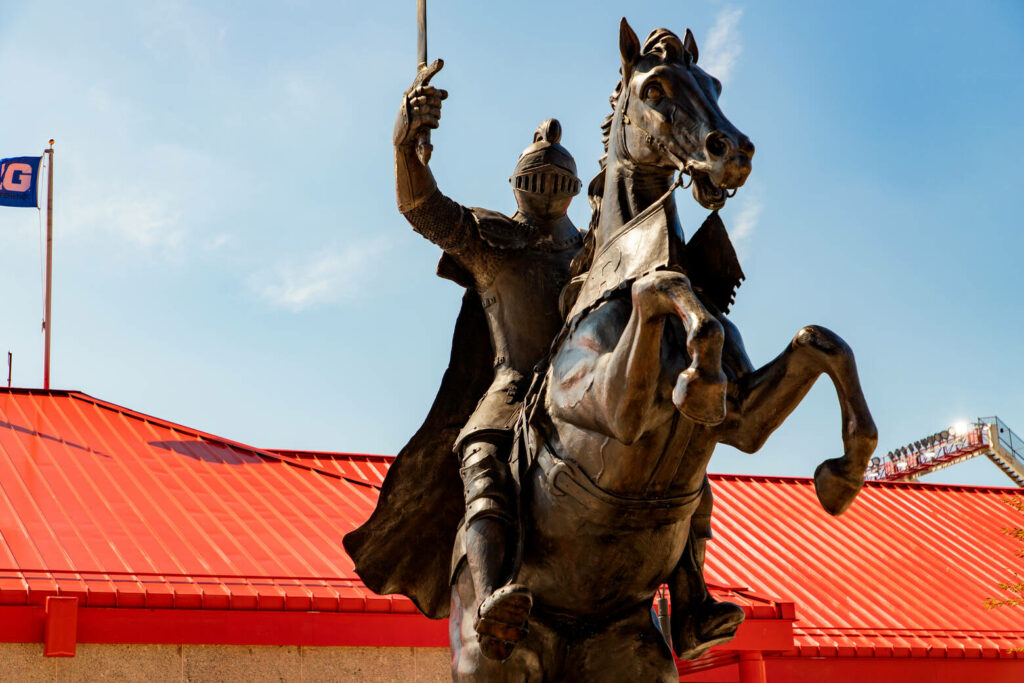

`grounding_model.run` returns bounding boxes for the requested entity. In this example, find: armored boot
[669,486,745,660]
[459,438,532,661]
